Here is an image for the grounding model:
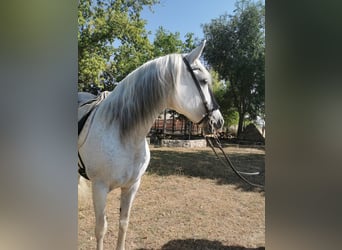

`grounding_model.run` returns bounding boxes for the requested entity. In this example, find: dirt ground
[78,146,265,250]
